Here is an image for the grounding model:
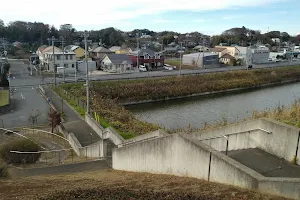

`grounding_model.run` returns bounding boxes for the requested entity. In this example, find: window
[57,55,61,60]
[65,55,68,60]
[70,55,73,60]
[64,64,68,68]
[72,64,75,68]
